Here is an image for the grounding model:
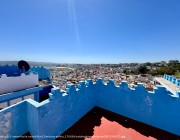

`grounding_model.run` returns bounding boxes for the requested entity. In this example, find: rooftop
[59,107,180,140]
[18,107,180,140]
